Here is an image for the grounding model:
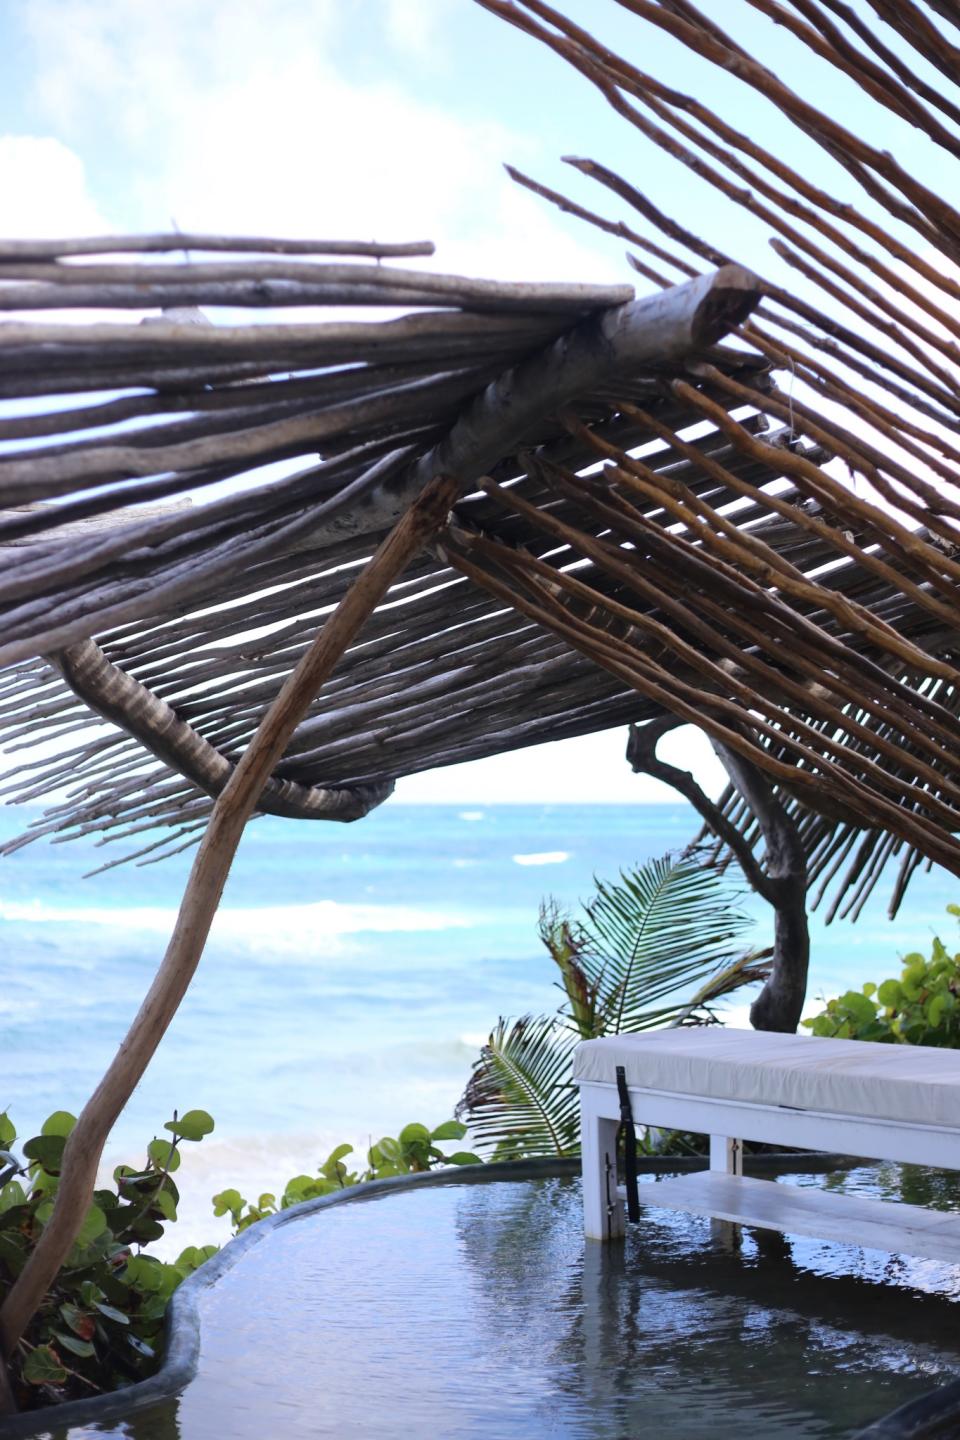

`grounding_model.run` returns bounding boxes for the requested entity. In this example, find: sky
[0,0,944,803]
